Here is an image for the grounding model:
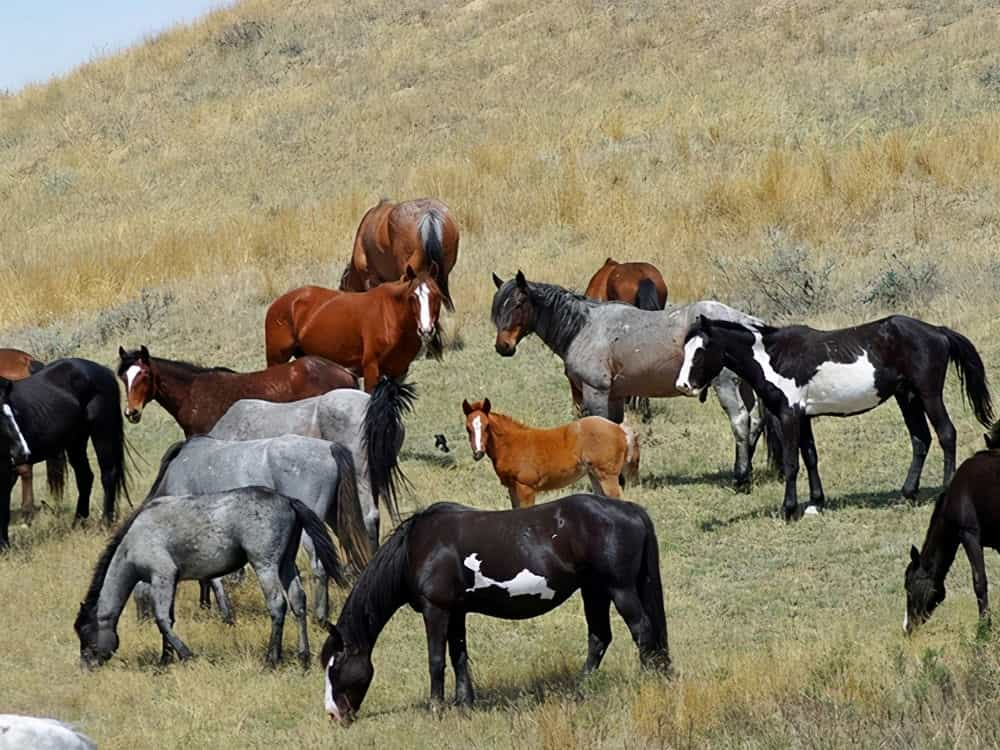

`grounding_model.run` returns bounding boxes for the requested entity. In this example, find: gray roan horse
[75,486,344,668]
[136,434,368,624]
[209,376,414,550]
[491,271,770,491]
